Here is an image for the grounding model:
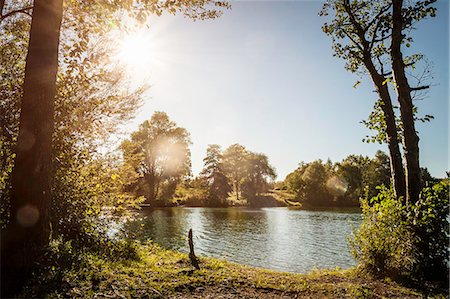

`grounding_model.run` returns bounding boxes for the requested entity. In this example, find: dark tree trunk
[144,170,160,205]
[342,0,406,200]
[1,0,63,296]
[0,0,5,16]
[145,173,156,204]
[363,57,406,200]
[391,0,421,204]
